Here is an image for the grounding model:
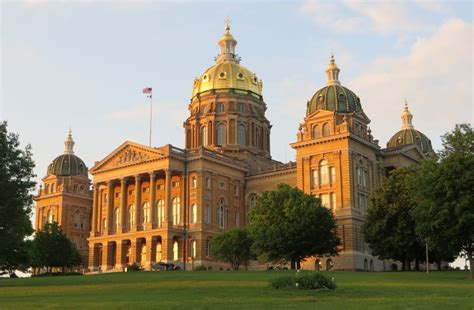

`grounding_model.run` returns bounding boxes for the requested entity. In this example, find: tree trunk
[415,259,420,271]
[296,260,301,270]
[290,259,296,270]
[437,260,441,271]
[406,259,411,271]
[402,261,406,271]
